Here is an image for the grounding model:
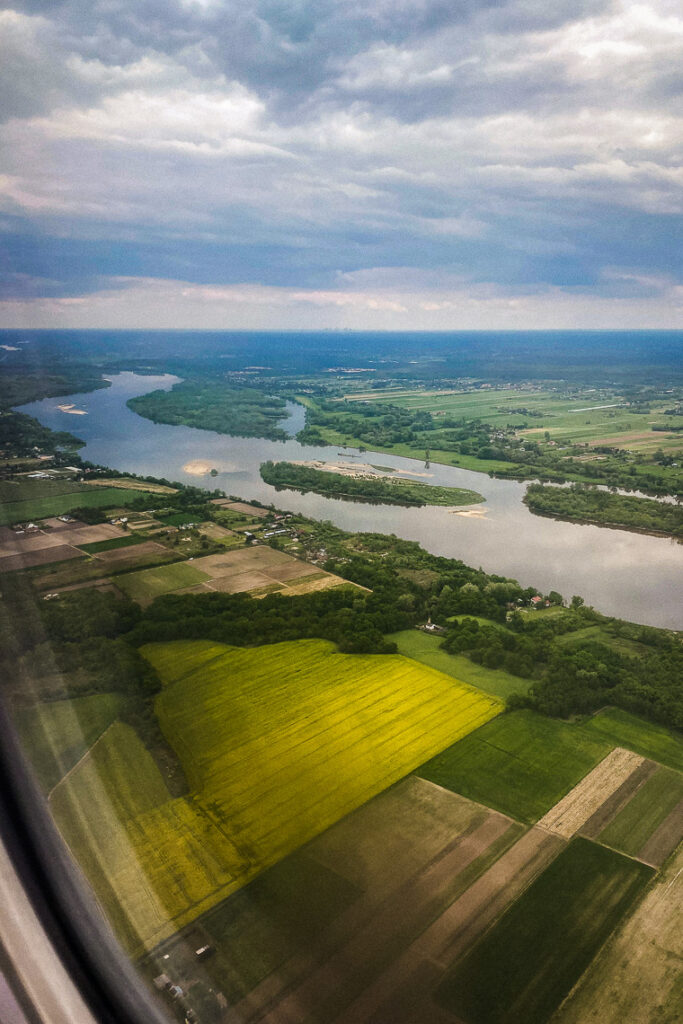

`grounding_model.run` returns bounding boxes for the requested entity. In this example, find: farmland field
[14,693,122,791]
[50,639,501,953]
[582,708,683,772]
[0,485,154,525]
[344,384,682,453]
[114,561,211,602]
[153,778,522,1011]
[416,710,611,822]
[435,837,654,1024]
[597,766,683,859]
[389,629,528,699]
[77,534,146,554]
[554,843,683,1024]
